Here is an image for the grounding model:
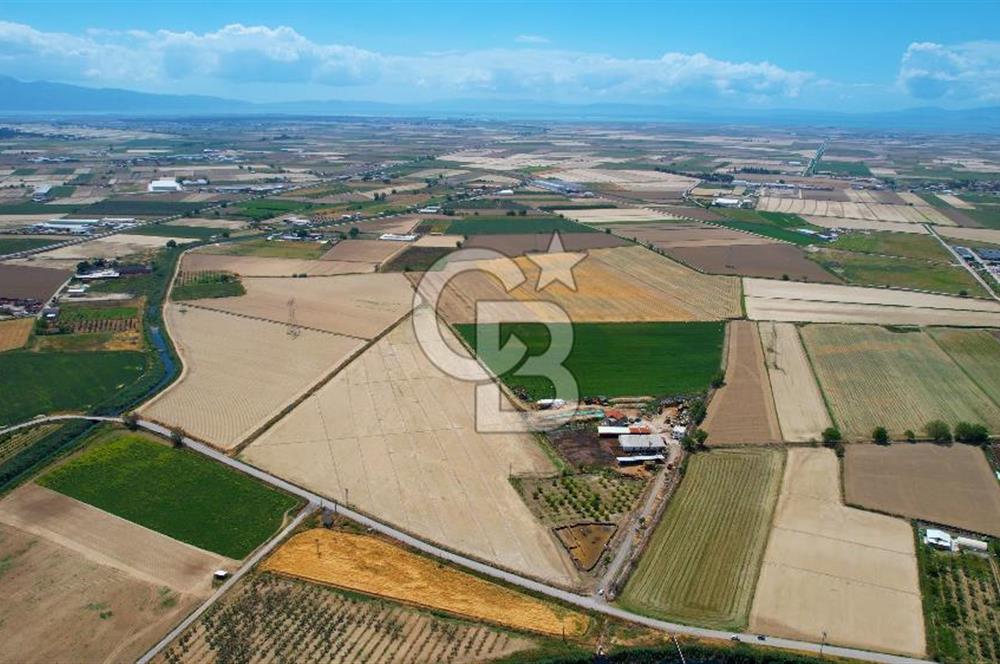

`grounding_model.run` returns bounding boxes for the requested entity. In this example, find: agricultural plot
[713,210,821,246]
[918,543,1000,663]
[244,321,580,585]
[445,216,594,236]
[171,270,245,300]
[0,350,147,426]
[320,239,411,264]
[546,168,697,194]
[126,224,231,240]
[456,321,725,400]
[937,226,1000,245]
[37,430,299,559]
[0,424,59,466]
[703,321,781,445]
[461,232,629,256]
[757,322,832,441]
[828,231,954,262]
[554,207,682,224]
[165,216,248,230]
[0,263,70,301]
[810,249,988,297]
[742,277,1000,327]
[0,318,33,351]
[667,244,840,283]
[193,273,413,339]
[154,573,537,664]
[515,473,646,526]
[33,234,192,262]
[750,448,925,657]
[845,444,1000,537]
[0,236,57,254]
[182,251,372,277]
[800,325,1000,439]
[0,521,203,664]
[620,448,783,630]
[805,215,929,235]
[140,305,363,449]
[758,196,953,225]
[201,238,330,259]
[610,221,777,248]
[263,529,589,637]
[381,246,456,272]
[930,327,1000,402]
